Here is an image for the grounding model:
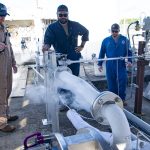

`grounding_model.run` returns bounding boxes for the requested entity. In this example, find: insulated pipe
[67,109,112,150]
[124,109,150,136]
[67,109,132,150]
[101,104,132,150]
[91,92,132,149]
[54,71,100,111]
[67,109,113,145]
[55,71,132,149]
[29,65,44,80]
